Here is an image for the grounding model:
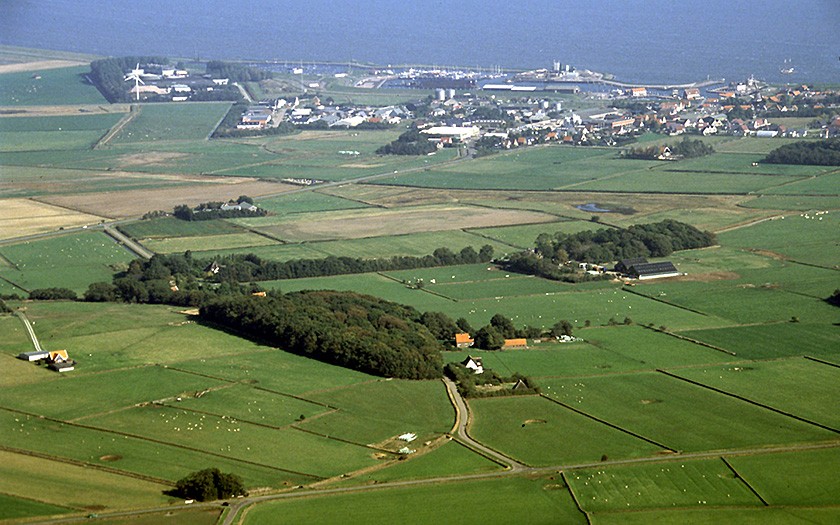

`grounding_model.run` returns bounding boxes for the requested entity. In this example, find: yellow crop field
[0,198,104,239]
